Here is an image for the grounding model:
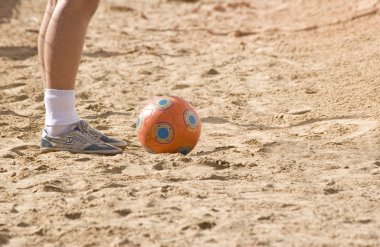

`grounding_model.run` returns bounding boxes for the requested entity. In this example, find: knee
[61,0,100,18]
